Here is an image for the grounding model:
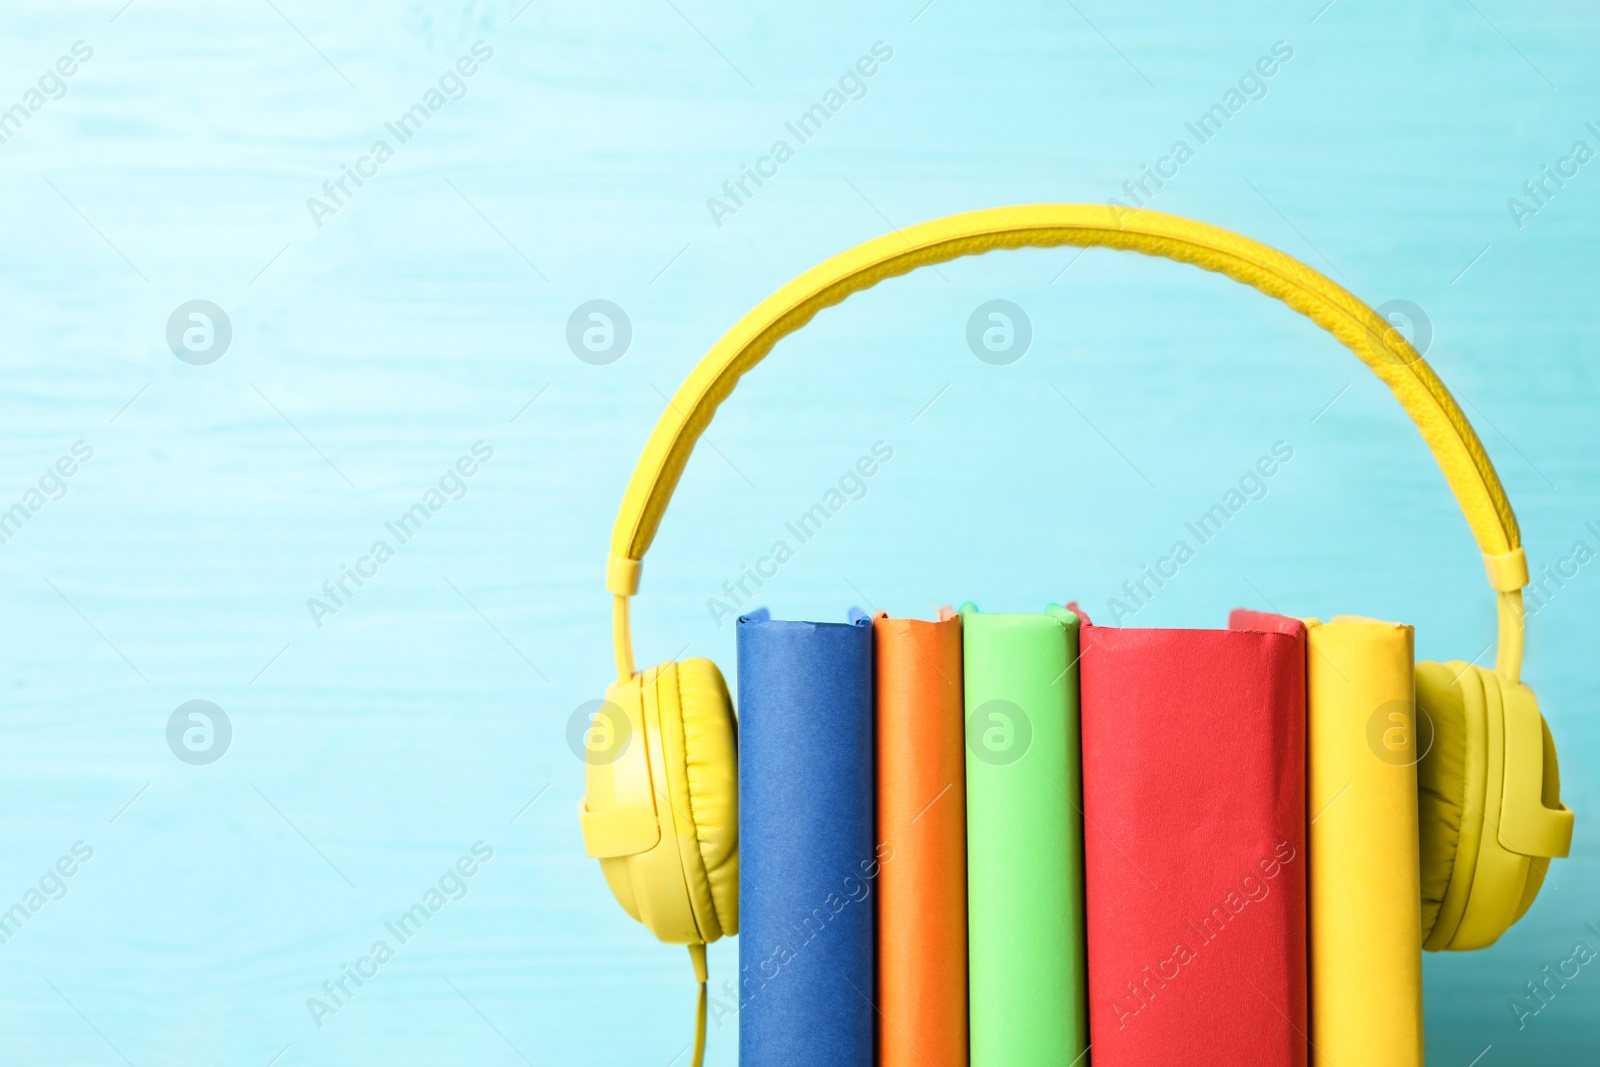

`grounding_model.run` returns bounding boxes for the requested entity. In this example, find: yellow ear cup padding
[1416,661,1483,950]
[670,659,740,940]
[1446,667,1516,950]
